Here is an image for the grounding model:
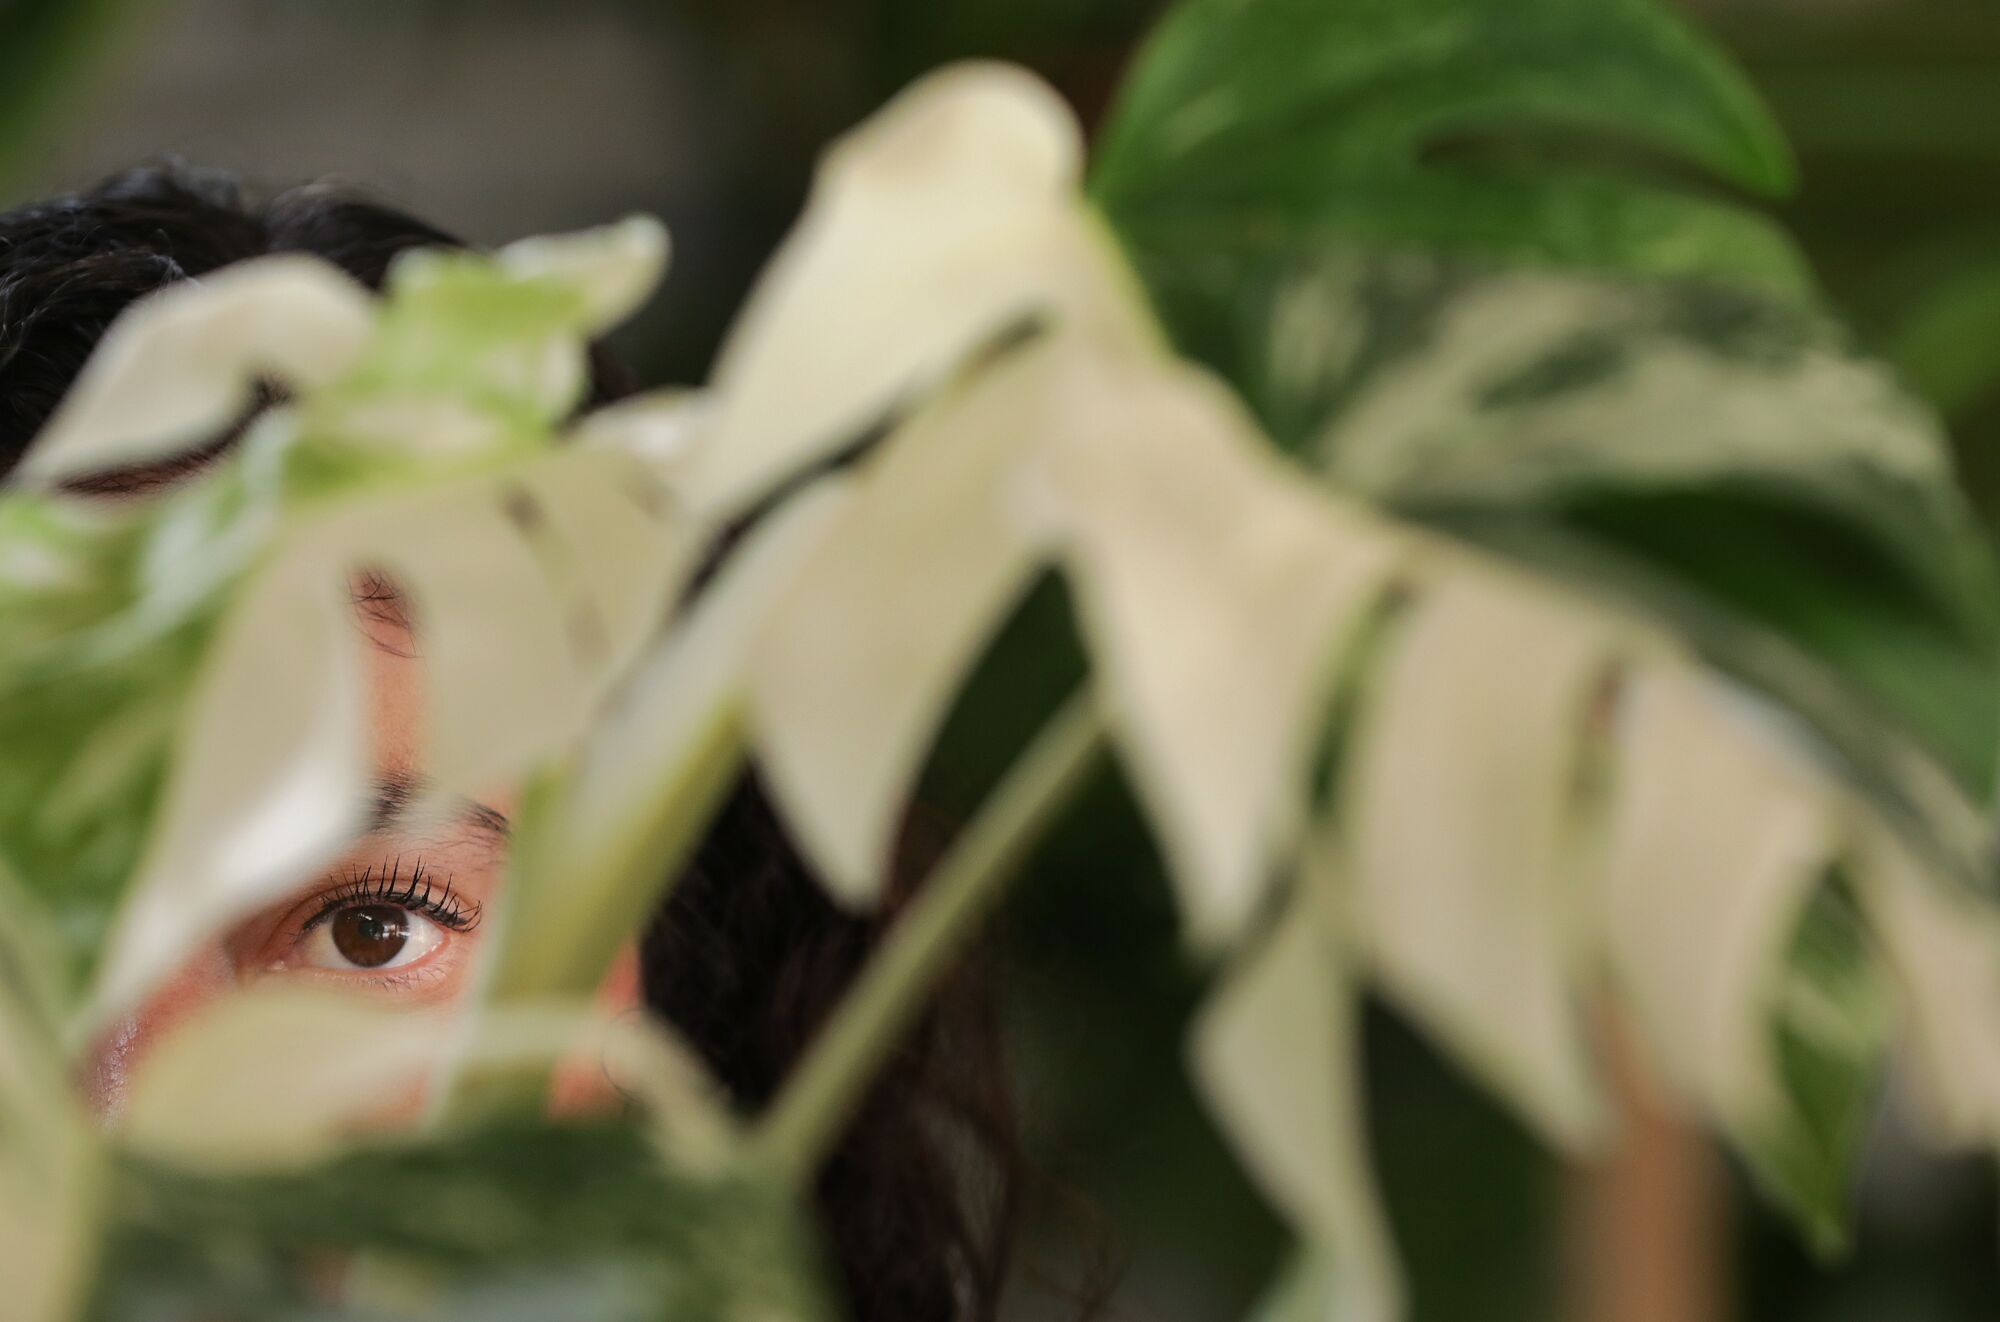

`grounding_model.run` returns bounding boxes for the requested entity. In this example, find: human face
[81,584,643,1116]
